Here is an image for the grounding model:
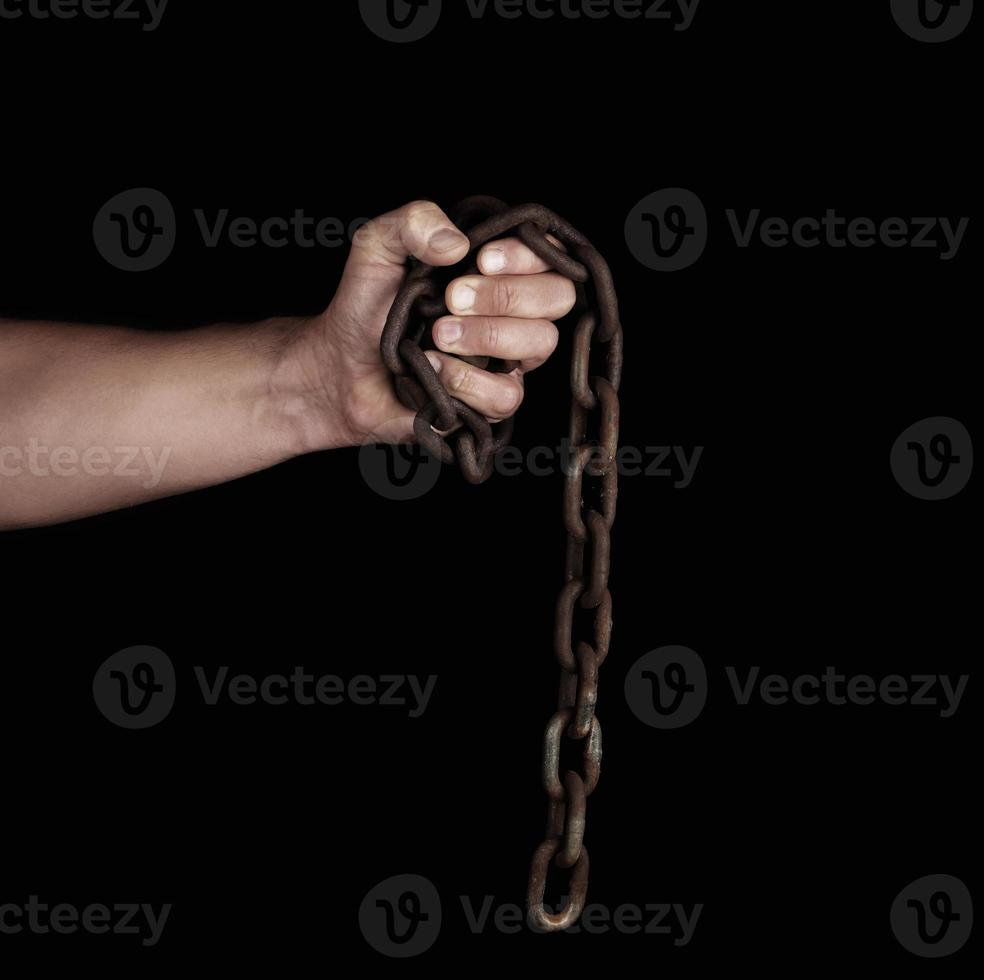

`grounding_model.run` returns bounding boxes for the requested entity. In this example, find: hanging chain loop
[380,196,622,932]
